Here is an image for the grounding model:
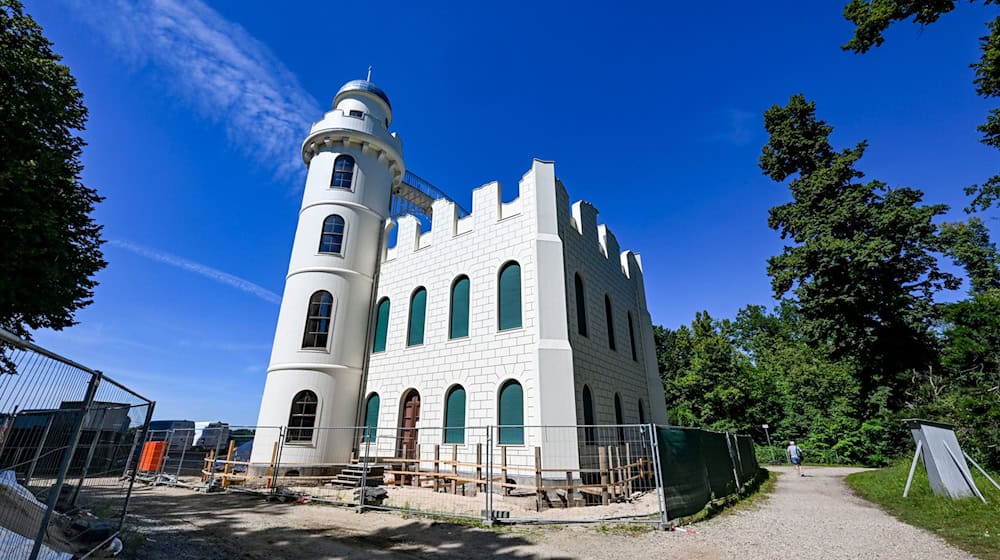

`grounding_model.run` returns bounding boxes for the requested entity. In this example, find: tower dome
[334,79,391,110]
